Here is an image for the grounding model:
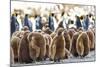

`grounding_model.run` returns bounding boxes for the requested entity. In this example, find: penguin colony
[10,26,95,64]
